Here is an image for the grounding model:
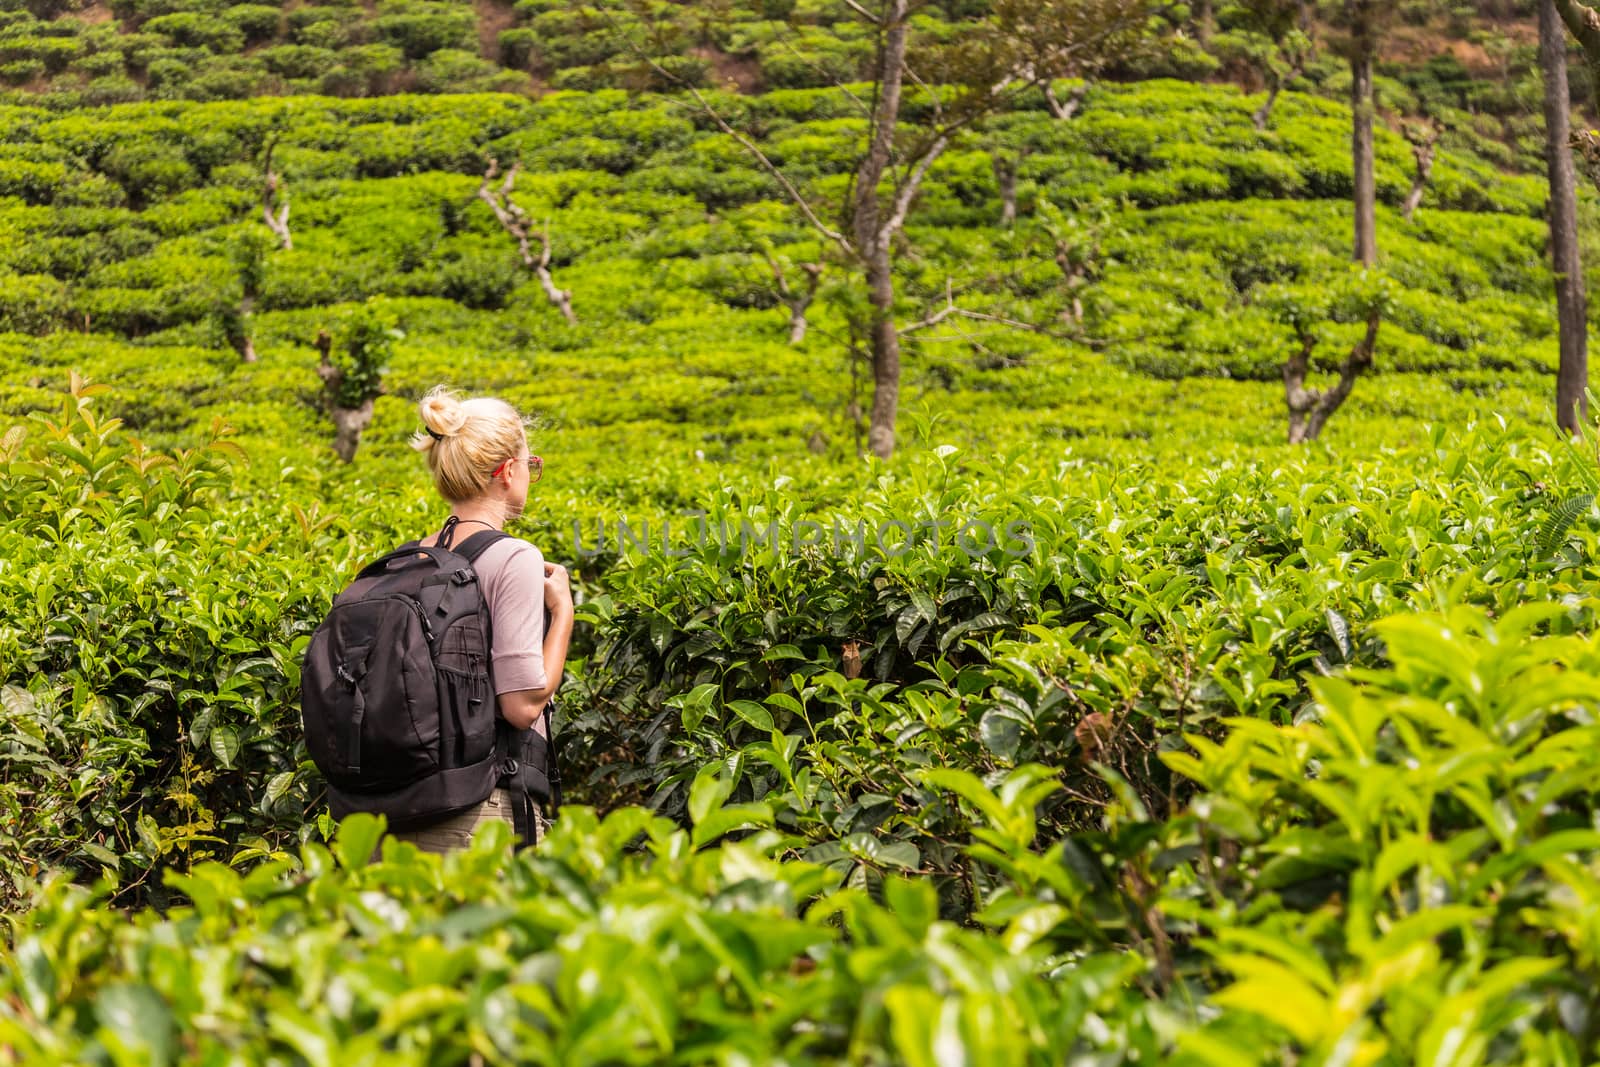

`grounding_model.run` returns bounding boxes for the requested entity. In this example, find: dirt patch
[475,0,517,64]
[1378,15,1538,77]
[66,1,114,24]
[691,45,762,94]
